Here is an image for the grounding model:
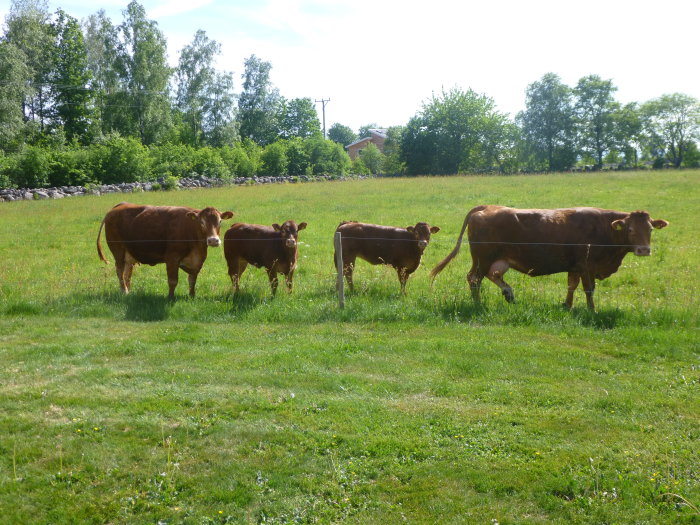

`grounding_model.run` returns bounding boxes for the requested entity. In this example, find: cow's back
[224,223,283,267]
[105,204,198,265]
[468,207,627,276]
[336,222,417,266]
